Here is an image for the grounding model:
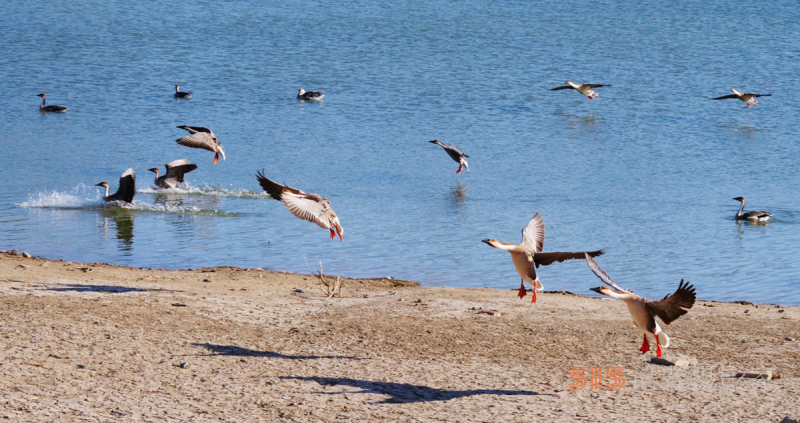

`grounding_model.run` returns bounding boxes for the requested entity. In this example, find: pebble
[649,354,698,367]
[293,288,304,293]
[203,279,210,282]
[785,337,795,342]
[10,249,19,255]
[780,417,799,423]
[21,252,31,258]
